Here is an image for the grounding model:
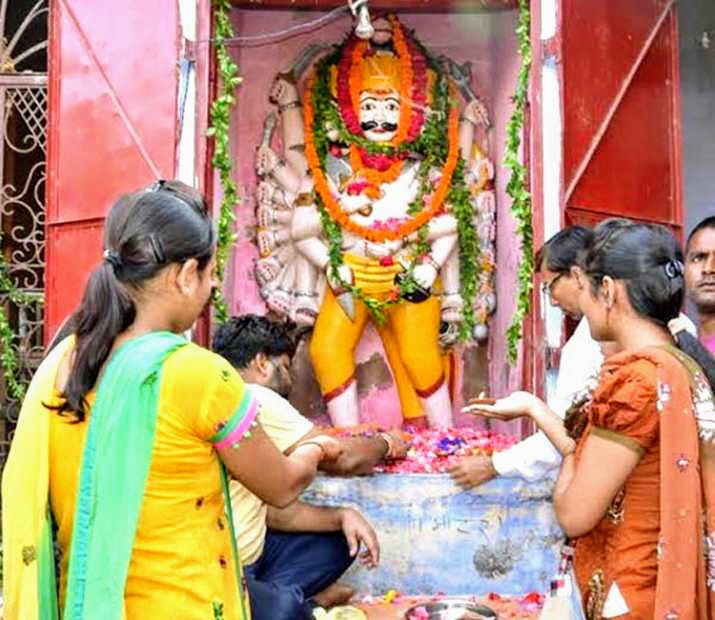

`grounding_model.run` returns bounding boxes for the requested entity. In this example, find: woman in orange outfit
[469,220,715,619]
